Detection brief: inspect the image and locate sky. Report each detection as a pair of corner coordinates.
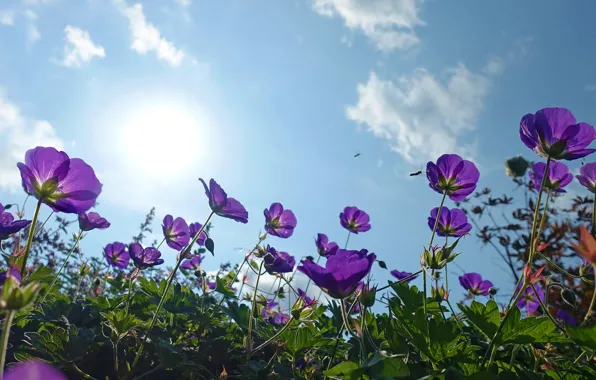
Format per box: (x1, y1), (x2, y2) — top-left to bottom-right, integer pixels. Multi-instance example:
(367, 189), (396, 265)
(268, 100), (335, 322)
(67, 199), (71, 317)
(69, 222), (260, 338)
(1, 0), (595, 306)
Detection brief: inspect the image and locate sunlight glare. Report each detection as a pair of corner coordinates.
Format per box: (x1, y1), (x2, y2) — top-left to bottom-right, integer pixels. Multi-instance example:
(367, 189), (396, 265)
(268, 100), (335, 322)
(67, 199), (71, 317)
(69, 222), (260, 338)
(119, 104), (204, 179)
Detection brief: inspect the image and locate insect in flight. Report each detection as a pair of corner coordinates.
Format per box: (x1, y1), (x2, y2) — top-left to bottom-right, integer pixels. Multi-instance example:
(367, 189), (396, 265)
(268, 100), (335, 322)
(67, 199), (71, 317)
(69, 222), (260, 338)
(354, 153), (361, 158)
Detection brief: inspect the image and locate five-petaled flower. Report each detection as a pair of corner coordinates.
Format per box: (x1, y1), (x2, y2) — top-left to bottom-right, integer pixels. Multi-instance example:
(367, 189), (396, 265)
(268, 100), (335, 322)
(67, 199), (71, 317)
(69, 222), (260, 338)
(297, 248), (376, 299)
(515, 283), (545, 314)
(572, 225), (596, 265)
(264, 202), (297, 238)
(181, 255), (203, 271)
(189, 222), (207, 246)
(339, 206), (371, 234)
(315, 233), (339, 257)
(0, 267), (22, 286)
(390, 269), (418, 283)
(129, 243), (164, 270)
(162, 215), (190, 251)
(199, 178), (248, 223)
(78, 212), (110, 232)
(263, 246), (296, 274)
(0, 204), (31, 241)
(104, 242), (130, 269)
(459, 272), (493, 296)
(17, 146), (102, 214)
(576, 162), (596, 193)
(520, 107), (596, 160)
(4, 360), (66, 380)
(528, 162), (573, 193)
(427, 206), (472, 237)
(426, 154), (480, 201)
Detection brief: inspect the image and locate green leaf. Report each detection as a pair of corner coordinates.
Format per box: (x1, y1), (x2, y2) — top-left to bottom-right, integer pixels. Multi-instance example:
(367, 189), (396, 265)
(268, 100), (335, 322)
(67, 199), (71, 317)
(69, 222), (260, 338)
(500, 313), (566, 344)
(325, 361), (361, 379)
(23, 266), (54, 285)
(101, 309), (142, 341)
(459, 300), (499, 339)
(205, 238), (215, 256)
(215, 277), (237, 298)
(567, 324), (596, 350)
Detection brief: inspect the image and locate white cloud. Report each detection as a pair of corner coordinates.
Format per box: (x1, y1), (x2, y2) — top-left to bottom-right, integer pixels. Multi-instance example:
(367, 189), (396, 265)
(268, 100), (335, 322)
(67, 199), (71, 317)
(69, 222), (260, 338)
(117, 2), (185, 67)
(346, 63), (494, 163)
(312, 0), (423, 51)
(23, 9), (37, 20)
(60, 25), (106, 68)
(27, 24), (40, 43)
(0, 11), (14, 26)
(483, 56), (504, 75)
(0, 89), (64, 190)
(175, 0), (191, 7)
(22, 0), (58, 4)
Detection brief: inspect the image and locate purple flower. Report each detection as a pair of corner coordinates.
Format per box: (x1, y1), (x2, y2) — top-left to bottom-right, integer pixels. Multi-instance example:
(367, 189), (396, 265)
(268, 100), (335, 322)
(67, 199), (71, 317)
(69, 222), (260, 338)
(263, 309), (290, 326)
(189, 222), (207, 246)
(17, 146), (102, 214)
(78, 211), (110, 232)
(0, 267), (22, 285)
(104, 242), (130, 269)
(297, 248), (376, 299)
(556, 309), (577, 326)
(529, 162), (573, 193)
(5, 360), (66, 380)
(199, 178), (248, 223)
(520, 107), (596, 160)
(263, 246), (296, 274)
(427, 206), (472, 237)
(426, 154), (480, 201)
(339, 206), (371, 234)
(315, 233), (339, 257)
(162, 215), (190, 251)
(297, 288), (316, 306)
(576, 162), (596, 193)
(515, 283), (545, 313)
(390, 269), (418, 283)
(129, 243), (164, 270)
(459, 273), (493, 296)
(264, 202), (297, 238)
(181, 255), (203, 270)
(0, 211), (31, 241)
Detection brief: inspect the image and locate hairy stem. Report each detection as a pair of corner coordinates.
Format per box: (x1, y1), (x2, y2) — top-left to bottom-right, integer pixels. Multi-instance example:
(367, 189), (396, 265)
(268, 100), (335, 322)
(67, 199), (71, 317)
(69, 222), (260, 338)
(0, 311), (15, 378)
(20, 199), (42, 276)
(247, 261), (264, 358)
(581, 265), (596, 326)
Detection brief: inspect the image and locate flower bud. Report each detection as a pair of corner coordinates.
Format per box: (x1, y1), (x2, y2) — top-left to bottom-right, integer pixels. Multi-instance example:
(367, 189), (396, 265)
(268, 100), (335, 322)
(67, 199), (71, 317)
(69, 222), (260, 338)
(0, 278), (41, 311)
(488, 287), (497, 296)
(291, 309), (302, 320)
(505, 156), (530, 178)
(560, 288), (577, 309)
(360, 283), (377, 308)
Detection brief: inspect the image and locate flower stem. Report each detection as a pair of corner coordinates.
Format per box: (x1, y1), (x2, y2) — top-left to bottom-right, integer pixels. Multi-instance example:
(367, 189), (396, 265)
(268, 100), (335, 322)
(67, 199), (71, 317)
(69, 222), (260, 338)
(155, 238), (166, 250)
(528, 157), (551, 264)
(128, 212), (212, 379)
(344, 231), (351, 249)
(581, 264), (596, 326)
(253, 317), (294, 353)
(444, 264), (463, 331)
(19, 199), (42, 276)
(592, 195), (596, 237)
(41, 230), (83, 304)
(423, 192), (447, 336)
(125, 269), (138, 313)
(0, 311), (15, 377)
(529, 283), (565, 333)
(247, 260), (264, 358)
(339, 298), (358, 338)
(481, 284), (526, 369)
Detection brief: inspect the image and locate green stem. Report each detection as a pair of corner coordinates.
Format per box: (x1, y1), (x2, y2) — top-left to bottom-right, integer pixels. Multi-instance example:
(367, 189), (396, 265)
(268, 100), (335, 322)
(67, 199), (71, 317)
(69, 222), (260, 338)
(340, 299), (358, 338)
(0, 311), (15, 377)
(529, 283), (565, 333)
(537, 252), (591, 282)
(423, 192), (447, 336)
(376, 270), (423, 292)
(528, 157), (551, 264)
(19, 199), (42, 276)
(125, 269), (138, 313)
(128, 212), (212, 378)
(344, 231), (351, 249)
(155, 238), (166, 250)
(70, 363), (99, 380)
(247, 261), (264, 358)
(253, 317), (294, 352)
(41, 230), (83, 304)
(581, 265), (596, 326)
(481, 284), (526, 369)
(445, 264), (463, 331)
(32, 211), (54, 240)
(113, 342), (119, 376)
(487, 344), (497, 371)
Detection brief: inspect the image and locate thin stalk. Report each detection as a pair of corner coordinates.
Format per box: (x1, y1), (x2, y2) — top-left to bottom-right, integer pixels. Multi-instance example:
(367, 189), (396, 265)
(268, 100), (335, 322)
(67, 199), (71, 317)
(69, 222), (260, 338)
(581, 265), (596, 326)
(253, 317), (294, 352)
(131, 365), (165, 380)
(344, 231), (351, 249)
(592, 195), (596, 237)
(128, 213), (212, 378)
(19, 199), (42, 276)
(529, 283), (565, 334)
(376, 270), (423, 292)
(41, 230), (83, 303)
(445, 263), (462, 331)
(125, 269), (138, 313)
(32, 211), (54, 239)
(0, 311), (15, 378)
(537, 252), (592, 283)
(70, 364), (99, 380)
(528, 157), (551, 264)
(113, 342), (119, 376)
(247, 261), (264, 358)
(339, 299), (358, 338)
(423, 192), (447, 336)
(155, 238), (166, 250)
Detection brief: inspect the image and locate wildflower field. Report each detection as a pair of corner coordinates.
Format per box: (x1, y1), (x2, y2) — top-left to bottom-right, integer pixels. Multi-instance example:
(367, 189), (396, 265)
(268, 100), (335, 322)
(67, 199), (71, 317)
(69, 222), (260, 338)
(2, 107), (596, 379)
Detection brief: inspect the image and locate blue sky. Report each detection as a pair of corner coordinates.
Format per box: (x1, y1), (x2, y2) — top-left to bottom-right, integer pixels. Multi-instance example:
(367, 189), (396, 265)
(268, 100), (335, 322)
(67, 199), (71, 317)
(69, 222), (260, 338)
(1, 0), (595, 305)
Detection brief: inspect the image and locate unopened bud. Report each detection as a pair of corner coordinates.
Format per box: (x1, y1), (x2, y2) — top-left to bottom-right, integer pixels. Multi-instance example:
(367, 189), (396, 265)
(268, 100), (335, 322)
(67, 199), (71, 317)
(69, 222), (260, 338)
(488, 287), (497, 296)
(291, 309), (301, 320)
(560, 288), (577, 309)
(0, 278), (41, 311)
(360, 284), (377, 308)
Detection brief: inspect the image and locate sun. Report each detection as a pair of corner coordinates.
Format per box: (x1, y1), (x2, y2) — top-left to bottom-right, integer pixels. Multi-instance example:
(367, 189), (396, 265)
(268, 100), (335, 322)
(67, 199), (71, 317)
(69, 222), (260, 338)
(118, 104), (205, 179)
